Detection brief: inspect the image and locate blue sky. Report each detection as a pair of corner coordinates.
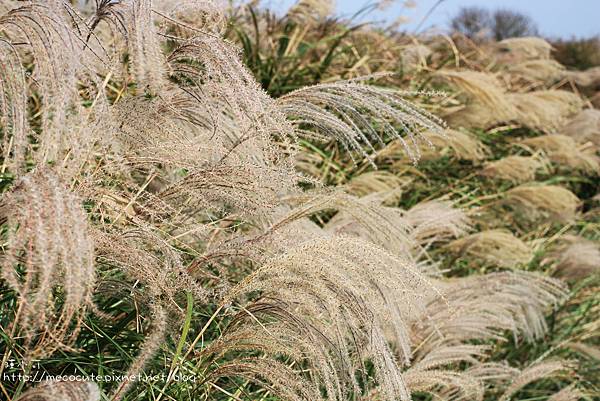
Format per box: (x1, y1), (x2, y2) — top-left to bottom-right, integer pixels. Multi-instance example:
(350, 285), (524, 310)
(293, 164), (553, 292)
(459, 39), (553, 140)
(270, 0), (600, 38)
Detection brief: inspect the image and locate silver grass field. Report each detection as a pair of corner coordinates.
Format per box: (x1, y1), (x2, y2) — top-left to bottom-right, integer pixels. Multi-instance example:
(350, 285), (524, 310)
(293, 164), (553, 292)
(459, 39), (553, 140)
(0, 1), (599, 401)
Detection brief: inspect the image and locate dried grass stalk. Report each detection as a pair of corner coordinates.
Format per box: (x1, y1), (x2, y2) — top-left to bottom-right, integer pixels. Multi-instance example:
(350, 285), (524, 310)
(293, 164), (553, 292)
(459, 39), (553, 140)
(565, 342), (600, 361)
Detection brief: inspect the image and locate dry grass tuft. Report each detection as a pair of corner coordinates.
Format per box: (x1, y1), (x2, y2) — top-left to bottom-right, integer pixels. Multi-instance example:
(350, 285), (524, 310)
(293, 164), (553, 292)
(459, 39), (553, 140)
(0, 2), (107, 178)
(547, 385), (584, 401)
(566, 66), (600, 88)
(222, 236), (440, 401)
(280, 191), (414, 257)
(401, 43), (432, 73)
(288, 0), (335, 22)
(432, 70), (573, 130)
(423, 271), (567, 346)
(446, 101), (506, 129)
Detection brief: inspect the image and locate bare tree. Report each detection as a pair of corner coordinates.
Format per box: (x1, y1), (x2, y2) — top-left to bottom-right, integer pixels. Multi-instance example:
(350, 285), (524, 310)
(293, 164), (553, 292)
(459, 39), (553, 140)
(492, 9), (538, 40)
(450, 6), (492, 39)
(451, 6), (538, 41)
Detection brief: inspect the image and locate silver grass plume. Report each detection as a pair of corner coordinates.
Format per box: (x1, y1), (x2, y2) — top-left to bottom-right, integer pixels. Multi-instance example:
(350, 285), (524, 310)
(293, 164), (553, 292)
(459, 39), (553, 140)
(0, 1), (108, 177)
(499, 360), (571, 401)
(420, 129), (489, 162)
(404, 200), (471, 245)
(495, 37), (554, 62)
(15, 380), (100, 401)
(1, 169), (96, 358)
(547, 385), (584, 401)
(288, 0), (335, 23)
(503, 59), (566, 86)
(278, 191), (415, 256)
(221, 236), (444, 401)
(403, 368), (484, 401)
(416, 271), (567, 352)
(561, 109), (600, 147)
(277, 77), (446, 164)
(546, 235), (600, 280)
(446, 230), (533, 268)
(481, 155), (549, 183)
(113, 0), (169, 92)
(504, 184), (580, 223)
(509, 90), (583, 133)
(520, 134), (599, 174)
(344, 171), (410, 205)
(436, 70), (515, 122)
